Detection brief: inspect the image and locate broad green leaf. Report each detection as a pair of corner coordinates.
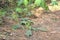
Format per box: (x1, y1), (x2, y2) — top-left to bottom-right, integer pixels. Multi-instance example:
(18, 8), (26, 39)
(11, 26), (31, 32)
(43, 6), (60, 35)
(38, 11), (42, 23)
(34, 0), (49, 11)
(40, 0), (49, 11)
(12, 25), (19, 30)
(15, 7), (22, 13)
(34, 0), (41, 6)
(25, 30), (32, 37)
(21, 18), (29, 21)
(25, 22), (30, 29)
(20, 21), (27, 25)
(28, 26), (32, 30)
(51, 0), (58, 5)
(0, 10), (6, 17)
(32, 27), (38, 31)
(29, 0), (34, 4)
(24, 0), (28, 6)
(17, 0), (23, 6)
(26, 12), (32, 16)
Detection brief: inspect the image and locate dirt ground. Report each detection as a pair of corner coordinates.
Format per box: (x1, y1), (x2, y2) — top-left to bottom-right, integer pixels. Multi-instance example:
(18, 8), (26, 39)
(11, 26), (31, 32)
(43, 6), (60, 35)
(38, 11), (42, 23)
(0, 2), (60, 40)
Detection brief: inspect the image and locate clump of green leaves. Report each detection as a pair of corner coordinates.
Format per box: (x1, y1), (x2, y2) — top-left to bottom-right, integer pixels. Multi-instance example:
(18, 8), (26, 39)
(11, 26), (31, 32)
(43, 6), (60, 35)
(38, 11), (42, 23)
(51, 0), (58, 6)
(0, 9), (6, 17)
(12, 24), (19, 30)
(34, 0), (49, 11)
(11, 12), (19, 21)
(12, 17), (48, 37)
(20, 18), (33, 37)
(0, 0), (58, 24)
(25, 30), (32, 37)
(20, 18), (33, 29)
(0, 9), (6, 25)
(20, 18), (48, 37)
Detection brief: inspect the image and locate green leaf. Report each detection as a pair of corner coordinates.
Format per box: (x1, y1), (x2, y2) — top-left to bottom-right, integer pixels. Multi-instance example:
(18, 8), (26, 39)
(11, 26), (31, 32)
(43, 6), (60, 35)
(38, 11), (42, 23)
(0, 10), (6, 17)
(12, 25), (19, 30)
(24, 0), (28, 6)
(27, 12), (32, 16)
(32, 27), (38, 31)
(29, 0), (34, 4)
(34, 0), (49, 11)
(15, 7), (22, 13)
(51, 0), (58, 5)
(20, 21), (27, 25)
(28, 26), (32, 30)
(34, 0), (41, 6)
(17, 0), (23, 6)
(25, 30), (32, 37)
(21, 18), (29, 21)
(40, 0), (49, 11)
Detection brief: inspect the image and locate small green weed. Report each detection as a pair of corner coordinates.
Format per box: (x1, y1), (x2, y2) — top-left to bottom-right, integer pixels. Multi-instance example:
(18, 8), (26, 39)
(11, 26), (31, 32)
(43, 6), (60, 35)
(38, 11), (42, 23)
(20, 18), (48, 37)
(51, 0), (58, 6)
